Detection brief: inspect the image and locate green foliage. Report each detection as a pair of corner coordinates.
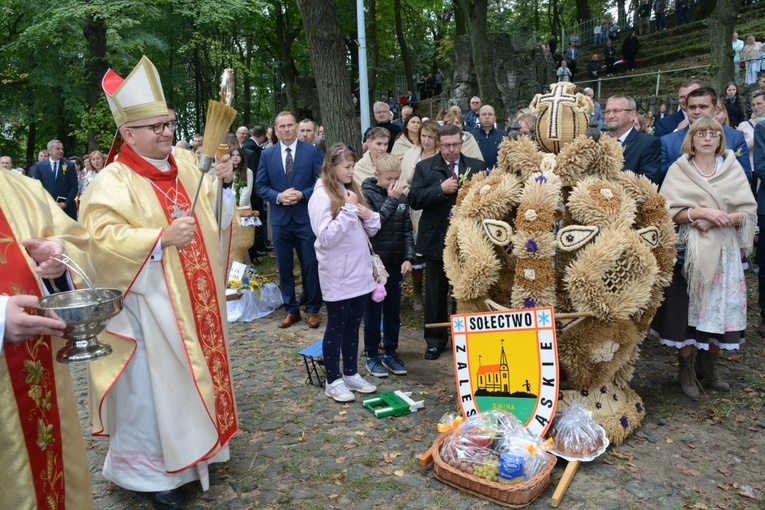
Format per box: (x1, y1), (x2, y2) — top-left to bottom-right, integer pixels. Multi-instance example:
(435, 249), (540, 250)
(71, 101), (115, 150)
(489, 0), (615, 39)
(0, 0), (657, 161)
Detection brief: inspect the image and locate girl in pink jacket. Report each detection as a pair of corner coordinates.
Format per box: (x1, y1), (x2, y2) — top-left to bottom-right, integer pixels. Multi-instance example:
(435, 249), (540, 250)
(308, 143), (381, 402)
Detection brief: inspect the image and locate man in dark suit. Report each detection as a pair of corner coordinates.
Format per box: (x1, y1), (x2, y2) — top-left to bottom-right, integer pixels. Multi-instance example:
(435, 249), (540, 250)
(657, 102), (668, 120)
(31, 139), (78, 220)
(605, 95), (661, 184)
(255, 111), (323, 328)
(409, 124), (487, 360)
(653, 79), (702, 137)
(660, 87), (750, 185)
(753, 122), (765, 337)
(236, 126), (261, 172)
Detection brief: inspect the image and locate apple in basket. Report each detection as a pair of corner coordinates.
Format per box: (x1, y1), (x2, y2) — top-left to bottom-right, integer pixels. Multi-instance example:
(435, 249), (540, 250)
(461, 425), (494, 449)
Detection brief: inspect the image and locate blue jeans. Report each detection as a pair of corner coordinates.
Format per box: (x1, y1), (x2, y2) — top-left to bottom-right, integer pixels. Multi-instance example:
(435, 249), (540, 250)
(364, 269), (403, 357)
(323, 294), (368, 383)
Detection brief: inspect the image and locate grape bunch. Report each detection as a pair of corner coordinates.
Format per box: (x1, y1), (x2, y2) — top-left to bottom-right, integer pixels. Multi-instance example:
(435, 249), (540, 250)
(446, 458), (475, 475)
(472, 459), (499, 482)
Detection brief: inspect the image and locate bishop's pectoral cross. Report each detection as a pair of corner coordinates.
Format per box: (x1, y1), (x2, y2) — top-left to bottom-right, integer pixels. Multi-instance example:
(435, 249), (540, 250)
(0, 235), (13, 264)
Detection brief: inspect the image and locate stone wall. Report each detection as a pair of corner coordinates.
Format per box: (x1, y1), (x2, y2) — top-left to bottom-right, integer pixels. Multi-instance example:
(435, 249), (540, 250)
(449, 32), (556, 123)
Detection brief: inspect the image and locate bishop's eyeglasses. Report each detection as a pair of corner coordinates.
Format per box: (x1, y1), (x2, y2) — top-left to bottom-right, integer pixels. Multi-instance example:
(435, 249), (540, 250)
(127, 120), (178, 134)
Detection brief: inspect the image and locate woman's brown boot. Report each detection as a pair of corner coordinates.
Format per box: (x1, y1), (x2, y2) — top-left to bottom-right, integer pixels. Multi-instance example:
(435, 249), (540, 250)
(678, 352), (700, 400)
(695, 349), (731, 392)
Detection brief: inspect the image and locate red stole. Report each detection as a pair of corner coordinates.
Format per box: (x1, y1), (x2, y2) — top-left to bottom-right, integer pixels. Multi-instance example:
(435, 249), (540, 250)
(0, 209), (66, 508)
(115, 144), (236, 446)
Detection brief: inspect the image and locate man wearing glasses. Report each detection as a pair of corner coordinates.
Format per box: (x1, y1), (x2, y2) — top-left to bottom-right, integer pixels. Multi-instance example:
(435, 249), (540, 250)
(604, 95), (661, 184)
(464, 96), (482, 131)
(409, 124), (487, 360)
(364, 102), (401, 153)
(79, 56), (238, 509)
(660, 87), (750, 185)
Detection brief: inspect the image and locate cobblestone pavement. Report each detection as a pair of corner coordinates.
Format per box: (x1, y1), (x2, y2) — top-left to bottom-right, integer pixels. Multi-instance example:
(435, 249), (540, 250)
(71, 305), (765, 510)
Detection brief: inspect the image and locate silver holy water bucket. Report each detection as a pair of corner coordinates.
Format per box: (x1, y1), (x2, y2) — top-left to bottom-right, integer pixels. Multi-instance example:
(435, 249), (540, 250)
(36, 256), (122, 363)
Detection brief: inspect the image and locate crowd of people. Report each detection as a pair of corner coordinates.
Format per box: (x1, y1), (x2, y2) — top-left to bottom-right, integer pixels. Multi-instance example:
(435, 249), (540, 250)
(546, 11), (764, 86)
(3, 33), (765, 508)
(246, 72), (765, 408)
(547, 28), (643, 82)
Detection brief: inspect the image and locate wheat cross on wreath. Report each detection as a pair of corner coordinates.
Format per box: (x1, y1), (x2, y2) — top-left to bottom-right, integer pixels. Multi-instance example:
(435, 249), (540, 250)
(537, 84), (577, 140)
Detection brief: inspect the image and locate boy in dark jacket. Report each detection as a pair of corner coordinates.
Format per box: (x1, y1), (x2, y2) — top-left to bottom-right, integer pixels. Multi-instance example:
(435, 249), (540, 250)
(361, 153), (416, 376)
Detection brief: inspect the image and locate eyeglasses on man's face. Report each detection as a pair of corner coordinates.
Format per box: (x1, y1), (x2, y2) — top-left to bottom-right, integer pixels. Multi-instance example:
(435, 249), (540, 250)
(603, 108), (634, 116)
(128, 120), (178, 134)
(694, 130), (721, 138)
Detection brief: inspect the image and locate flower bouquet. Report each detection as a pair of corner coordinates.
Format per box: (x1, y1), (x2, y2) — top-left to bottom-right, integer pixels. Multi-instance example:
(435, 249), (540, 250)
(228, 267), (270, 300)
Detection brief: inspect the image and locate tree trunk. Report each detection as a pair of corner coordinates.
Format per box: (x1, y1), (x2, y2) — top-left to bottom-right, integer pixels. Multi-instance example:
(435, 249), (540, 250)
(455, 0), (502, 113)
(394, 0), (415, 93)
(454, 0), (468, 36)
(242, 35), (253, 127)
(697, 0), (716, 20)
(194, 46), (202, 132)
(617, 0), (626, 28)
(574, 0), (591, 23)
(83, 14), (108, 152)
(275, 2), (297, 113)
(708, 0), (740, 92)
(295, 0), (360, 149)
(367, 0), (379, 106)
(346, 35), (360, 100)
(26, 86), (36, 167)
(547, 0), (562, 38)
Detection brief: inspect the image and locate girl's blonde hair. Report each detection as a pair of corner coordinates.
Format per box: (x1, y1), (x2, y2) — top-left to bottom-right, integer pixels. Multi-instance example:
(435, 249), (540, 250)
(88, 150), (106, 171)
(321, 143), (367, 218)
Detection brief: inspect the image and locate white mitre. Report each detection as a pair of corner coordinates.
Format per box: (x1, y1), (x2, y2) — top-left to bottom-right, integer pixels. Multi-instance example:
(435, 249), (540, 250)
(102, 55), (168, 128)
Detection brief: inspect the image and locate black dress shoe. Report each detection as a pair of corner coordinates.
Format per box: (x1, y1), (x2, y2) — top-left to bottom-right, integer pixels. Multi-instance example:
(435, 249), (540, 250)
(424, 346), (442, 360)
(151, 488), (185, 510)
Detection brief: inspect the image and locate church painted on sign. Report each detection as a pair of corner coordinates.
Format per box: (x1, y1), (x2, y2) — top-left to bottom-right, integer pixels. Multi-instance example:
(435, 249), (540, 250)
(476, 341), (510, 393)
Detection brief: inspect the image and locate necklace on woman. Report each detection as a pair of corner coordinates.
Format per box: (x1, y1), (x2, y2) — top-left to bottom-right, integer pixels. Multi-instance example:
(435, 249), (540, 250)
(148, 177), (186, 218)
(692, 158), (718, 178)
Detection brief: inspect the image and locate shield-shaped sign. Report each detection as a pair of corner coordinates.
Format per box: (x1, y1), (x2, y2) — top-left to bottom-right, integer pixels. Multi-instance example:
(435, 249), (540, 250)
(450, 307), (559, 437)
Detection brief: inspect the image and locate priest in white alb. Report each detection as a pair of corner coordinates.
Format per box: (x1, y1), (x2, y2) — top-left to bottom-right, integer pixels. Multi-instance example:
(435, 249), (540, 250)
(79, 56), (238, 510)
